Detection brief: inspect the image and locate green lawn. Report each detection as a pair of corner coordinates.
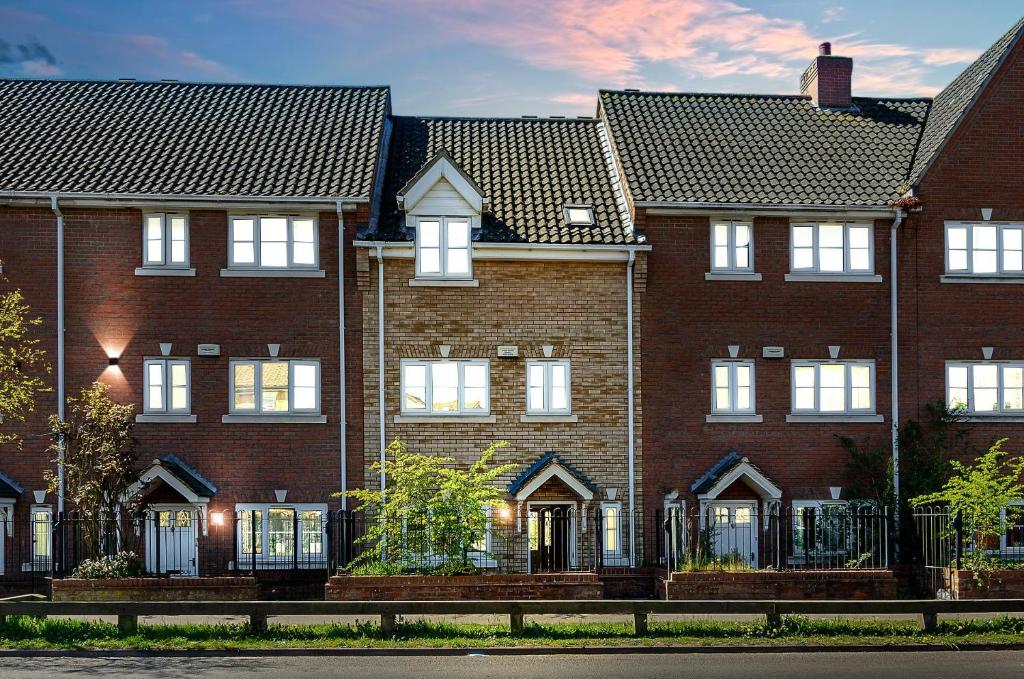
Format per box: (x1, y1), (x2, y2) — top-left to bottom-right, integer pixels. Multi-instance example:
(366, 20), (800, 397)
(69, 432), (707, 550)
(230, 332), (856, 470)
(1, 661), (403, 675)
(0, 615), (1022, 650)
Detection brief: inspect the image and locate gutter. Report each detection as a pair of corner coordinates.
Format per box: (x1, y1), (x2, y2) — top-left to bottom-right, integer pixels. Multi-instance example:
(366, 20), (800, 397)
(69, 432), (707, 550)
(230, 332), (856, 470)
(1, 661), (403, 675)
(336, 201), (348, 509)
(1, 191), (368, 209)
(49, 195), (65, 514)
(636, 200), (894, 215)
(375, 244), (386, 496)
(890, 209), (904, 541)
(626, 250), (636, 567)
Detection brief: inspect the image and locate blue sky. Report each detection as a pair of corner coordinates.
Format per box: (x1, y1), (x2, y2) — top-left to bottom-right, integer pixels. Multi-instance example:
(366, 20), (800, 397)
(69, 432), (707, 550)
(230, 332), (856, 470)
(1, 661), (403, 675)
(0, 1), (1021, 116)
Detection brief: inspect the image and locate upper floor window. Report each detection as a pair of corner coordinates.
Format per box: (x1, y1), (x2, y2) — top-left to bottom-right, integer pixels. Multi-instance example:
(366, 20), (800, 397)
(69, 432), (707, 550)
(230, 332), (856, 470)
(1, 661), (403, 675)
(144, 359), (191, 414)
(791, 223), (873, 274)
(947, 362), (1024, 414)
(229, 216), (318, 270)
(711, 221), (753, 272)
(526, 360), (571, 414)
(401, 359), (489, 415)
(230, 359), (320, 414)
(945, 223), (1024, 276)
(143, 213), (189, 268)
(792, 360), (875, 414)
(711, 360), (755, 414)
(415, 217), (471, 279)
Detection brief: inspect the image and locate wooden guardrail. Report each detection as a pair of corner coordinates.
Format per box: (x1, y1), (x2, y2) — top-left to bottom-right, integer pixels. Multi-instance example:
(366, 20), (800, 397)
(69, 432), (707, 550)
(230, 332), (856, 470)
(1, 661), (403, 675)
(2, 599), (1022, 635)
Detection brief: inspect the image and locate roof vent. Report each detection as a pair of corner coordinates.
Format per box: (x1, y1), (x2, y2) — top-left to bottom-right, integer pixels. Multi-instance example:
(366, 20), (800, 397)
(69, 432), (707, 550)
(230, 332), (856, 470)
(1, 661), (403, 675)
(624, 88), (640, 92)
(800, 43), (853, 109)
(118, 78), (137, 82)
(521, 115), (538, 119)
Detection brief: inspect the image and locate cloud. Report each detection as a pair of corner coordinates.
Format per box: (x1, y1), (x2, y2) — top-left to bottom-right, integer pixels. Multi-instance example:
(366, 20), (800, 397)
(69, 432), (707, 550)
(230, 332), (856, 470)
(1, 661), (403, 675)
(0, 38), (62, 75)
(822, 6), (845, 24)
(922, 47), (982, 66)
(550, 92), (599, 109)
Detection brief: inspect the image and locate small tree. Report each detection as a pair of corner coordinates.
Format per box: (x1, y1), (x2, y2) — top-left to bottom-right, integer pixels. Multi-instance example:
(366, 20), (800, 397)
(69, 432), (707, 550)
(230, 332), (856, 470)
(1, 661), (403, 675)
(46, 382), (138, 555)
(344, 438), (517, 573)
(912, 439), (1024, 568)
(0, 274), (51, 446)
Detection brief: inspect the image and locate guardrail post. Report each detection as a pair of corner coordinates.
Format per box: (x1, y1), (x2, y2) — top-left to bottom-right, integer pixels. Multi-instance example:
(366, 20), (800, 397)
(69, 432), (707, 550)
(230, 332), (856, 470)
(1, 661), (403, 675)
(380, 613), (396, 637)
(249, 612), (268, 633)
(509, 611), (524, 635)
(921, 612), (938, 633)
(117, 614), (138, 635)
(633, 612), (648, 636)
(765, 603), (781, 630)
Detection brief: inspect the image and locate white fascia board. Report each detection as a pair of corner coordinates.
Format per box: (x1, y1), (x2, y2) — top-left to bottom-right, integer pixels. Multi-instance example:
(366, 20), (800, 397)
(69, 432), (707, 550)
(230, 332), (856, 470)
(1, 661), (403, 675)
(1, 191), (365, 211)
(400, 158), (485, 213)
(699, 462), (783, 501)
(352, 240), (651, 262)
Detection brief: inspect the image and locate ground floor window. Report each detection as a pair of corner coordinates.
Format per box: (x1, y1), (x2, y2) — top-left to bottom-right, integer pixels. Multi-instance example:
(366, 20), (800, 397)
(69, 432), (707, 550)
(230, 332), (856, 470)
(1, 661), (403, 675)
(27, 506), (52, 571)
(792, 500), (848, 559)
(235, 503), (327, 568)
(1001, 503), (1024, 553)
(601, 501), (625, 565)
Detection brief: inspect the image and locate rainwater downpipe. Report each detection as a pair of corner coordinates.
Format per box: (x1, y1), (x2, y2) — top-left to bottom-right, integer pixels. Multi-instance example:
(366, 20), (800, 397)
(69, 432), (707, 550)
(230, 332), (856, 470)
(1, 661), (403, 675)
(627, 250), (636, 566)
(376, 244), (386, 496)
(49, 195), (65, 514)
(890, 209), (903, 545)
(335, 201), (348, 509)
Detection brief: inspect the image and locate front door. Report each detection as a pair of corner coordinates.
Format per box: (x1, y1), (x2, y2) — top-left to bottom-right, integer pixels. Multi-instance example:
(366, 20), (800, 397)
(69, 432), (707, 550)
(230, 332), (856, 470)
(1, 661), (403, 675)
(529, 505), (574, 572)
(146, 507), (198, 576)
(709, 502), (758, 567)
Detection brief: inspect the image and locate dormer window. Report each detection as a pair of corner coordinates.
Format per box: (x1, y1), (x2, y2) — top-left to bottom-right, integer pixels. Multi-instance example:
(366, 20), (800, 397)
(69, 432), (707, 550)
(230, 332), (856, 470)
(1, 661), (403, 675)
(415, 217), (471, 279)
(565, 205), (595, 226)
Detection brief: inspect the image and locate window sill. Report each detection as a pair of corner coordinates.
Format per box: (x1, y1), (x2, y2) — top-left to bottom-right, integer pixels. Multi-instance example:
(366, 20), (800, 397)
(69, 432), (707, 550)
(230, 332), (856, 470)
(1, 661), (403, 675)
(408, 278), (480, 287)
(135, 267), (196, 277)
(705, 414), (763, 423)
(784, 273), (882, 283)
(704, 272), (762, 281)
(940, 275), (1024, 284)
(136, 414), (197, 423)
(520, 414), (578, 423)
(960, 416), (1024, 423)
(393, 415), (497, 424)
(786, 414), (884, 423)
(221, 414), (327, 424)
(220, 269), (326, 278)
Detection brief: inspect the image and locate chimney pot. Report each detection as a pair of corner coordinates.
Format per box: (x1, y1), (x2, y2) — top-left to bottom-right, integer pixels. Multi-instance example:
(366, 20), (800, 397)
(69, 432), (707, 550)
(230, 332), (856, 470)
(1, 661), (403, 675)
(819, 42), (832, 56)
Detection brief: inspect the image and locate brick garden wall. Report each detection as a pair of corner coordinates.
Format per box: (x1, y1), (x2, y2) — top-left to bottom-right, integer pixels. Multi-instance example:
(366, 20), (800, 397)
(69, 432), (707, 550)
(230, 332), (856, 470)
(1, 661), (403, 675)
(52, 576), (259, 601)
(664, 570), (898, 600)
(326, 572), (603, 601)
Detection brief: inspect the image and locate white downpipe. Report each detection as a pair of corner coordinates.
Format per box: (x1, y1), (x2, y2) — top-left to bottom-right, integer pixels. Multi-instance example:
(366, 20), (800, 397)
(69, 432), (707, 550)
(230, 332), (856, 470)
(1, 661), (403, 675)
(336, 202), (348, 509)
(626, 250), (636, 566)
(49, 194), (65, 514)
(890, 210), (903, 539)
(376, 244), (386, 495)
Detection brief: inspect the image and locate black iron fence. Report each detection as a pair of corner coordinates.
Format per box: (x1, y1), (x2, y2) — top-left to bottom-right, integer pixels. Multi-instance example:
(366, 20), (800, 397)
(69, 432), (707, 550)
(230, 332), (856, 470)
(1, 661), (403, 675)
(912, 506), (1024, 571)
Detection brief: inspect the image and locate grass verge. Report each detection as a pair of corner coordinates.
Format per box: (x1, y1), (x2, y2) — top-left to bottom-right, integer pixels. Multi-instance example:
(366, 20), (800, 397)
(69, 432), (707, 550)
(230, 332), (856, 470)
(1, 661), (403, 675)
(0, 615), (1022, 650)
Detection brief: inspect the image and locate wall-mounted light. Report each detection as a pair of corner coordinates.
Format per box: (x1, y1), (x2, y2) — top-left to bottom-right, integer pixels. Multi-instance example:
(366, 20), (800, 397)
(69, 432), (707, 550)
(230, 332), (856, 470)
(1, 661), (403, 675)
(210, 511), (225, 527)
(108, 356), (120, 366)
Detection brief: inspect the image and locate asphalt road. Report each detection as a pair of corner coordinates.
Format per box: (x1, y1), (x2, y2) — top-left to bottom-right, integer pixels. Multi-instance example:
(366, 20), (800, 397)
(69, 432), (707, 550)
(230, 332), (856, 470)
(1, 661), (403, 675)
(0, 651), (1022, 679)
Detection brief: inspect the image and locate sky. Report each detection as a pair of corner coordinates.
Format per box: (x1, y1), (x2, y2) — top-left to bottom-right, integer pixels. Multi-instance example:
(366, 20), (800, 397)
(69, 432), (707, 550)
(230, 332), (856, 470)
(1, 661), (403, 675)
(0, 1), (1021, 117)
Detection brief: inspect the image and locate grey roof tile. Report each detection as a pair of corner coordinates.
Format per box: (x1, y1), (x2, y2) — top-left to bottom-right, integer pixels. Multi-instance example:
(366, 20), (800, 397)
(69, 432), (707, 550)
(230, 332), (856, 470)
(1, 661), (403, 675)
(372, 116), (635, 244)
(0, 79), (390, 198)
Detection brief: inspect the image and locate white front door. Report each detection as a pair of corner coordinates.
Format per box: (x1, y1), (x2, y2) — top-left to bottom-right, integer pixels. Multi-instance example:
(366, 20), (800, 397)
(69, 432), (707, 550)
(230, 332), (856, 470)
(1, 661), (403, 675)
(709, 502), (758, 567)
(146, 507), (198, 576)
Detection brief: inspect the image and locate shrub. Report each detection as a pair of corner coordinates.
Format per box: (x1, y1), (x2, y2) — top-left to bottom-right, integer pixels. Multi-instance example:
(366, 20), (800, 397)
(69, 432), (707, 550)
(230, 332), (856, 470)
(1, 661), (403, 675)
(72, 551), (145, 579)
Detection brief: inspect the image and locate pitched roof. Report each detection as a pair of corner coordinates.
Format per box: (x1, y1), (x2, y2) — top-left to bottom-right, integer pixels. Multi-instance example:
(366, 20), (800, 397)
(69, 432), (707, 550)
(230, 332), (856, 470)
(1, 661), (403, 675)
(0, 468), (24, 499)
(506, 452), (599, 497)
(600, 90), (929, 208)
(372, 115), (635, 244)
(0, 79), (390, 199)
(158, 454), (217, 498)
(689, 451), (777, 497)
(909, 17), (1024, 185)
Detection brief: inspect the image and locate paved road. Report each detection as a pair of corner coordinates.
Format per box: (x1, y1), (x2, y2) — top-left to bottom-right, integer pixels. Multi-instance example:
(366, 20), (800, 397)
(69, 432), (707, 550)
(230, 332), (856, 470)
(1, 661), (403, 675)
(0, 651), (1022, 679)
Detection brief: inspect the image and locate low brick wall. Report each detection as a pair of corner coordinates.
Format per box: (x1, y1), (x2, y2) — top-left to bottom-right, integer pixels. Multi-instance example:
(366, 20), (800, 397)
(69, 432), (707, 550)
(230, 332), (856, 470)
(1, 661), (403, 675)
(664, 570), (897, 600)
(944, 568), (1024, 599)
(52, 577), (259, 601)
(600, 568), (664, 599)
(326, 573), (603, 601)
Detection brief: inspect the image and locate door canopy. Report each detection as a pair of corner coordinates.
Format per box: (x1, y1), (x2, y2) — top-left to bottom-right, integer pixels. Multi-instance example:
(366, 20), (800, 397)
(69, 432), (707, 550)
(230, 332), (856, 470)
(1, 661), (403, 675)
(507, 452), (597, 502)
(689, 452), (782, 502)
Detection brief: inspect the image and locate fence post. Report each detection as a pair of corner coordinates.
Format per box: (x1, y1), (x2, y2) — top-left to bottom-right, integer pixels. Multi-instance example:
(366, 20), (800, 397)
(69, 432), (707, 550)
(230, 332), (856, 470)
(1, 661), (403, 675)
(509, 608), (524, 635)
(249, 612), (268, 634)
(633, 612), (649, 636)
(251, 509), (258, 577)
(380, 613), (396, 636)
(117, 614), (138, 635)
(953, 511), (963, 571)
(153, 511), (161, 576)
(293, 510), (299, 571)
(594, 508), (603, 571)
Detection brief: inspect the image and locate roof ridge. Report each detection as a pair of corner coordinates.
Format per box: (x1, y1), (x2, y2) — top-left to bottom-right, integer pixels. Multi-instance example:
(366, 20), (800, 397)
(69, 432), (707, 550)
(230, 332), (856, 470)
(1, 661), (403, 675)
(601, 88), (932, 103)
(0, 77), (391, 92)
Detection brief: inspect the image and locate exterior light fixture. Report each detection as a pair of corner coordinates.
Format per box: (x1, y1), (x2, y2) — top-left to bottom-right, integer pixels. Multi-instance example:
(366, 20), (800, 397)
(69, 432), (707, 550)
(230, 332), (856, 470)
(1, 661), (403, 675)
(108, 356), (120, 366)
(210, 511), (225, 527)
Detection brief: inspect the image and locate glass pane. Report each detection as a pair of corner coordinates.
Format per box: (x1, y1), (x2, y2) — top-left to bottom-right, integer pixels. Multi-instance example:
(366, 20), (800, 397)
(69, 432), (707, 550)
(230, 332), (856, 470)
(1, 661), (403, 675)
(294, 363), (317, 410)
(849, 248), (870, 271)
(734, 507), (751, 525)
(261, 241), (288, 267)
(268, 508), (295, 557)
(529, 385), (545, 411)
(233, 218), (254, 241)
(293, 219), (315, 242)
(419, 221), (440, 247)
(974, 225), (997, 250)
(241, 510), (262, 554)
(33, 512), (50, 558)
(169, 217), (187, 263)
(850, 365), (871, 410)
(463, 387), (487, 411)
(147, 239), (164, 264)
(715, 386), (731, 411)
(820, 364), (846, 412)
(848, 226), (870, 249)
(301, 510), (323, 555)
(446, 248), (470, 275)
(261, 217), (288, 242)
(1003, 367), (1024, 411)
(431, 362), (458, 412)
(567, 207), (593, 224)
(949, 250), (968, 271)
(404, 365), (427, 410)
(713, 223), (729, 248)
(463, 364), (487, 410)
(528, 364), (545, 411)
(819, 247), (844, 272)
(973, 364), (999, 412)
(974, 250), (998, 274)
(714, 245), (729, 269)
(550, 364), (568, 410)
(446, 220), (470, 248)
(604, 507), (619, 551)
(233, 242), (255, 264)
(261, 362), (289, 412)
(170, 363), (188, 410)
(736, 365), (751, 410)
(464, 363), (486, 388)
(735, 224), (751, 248)
(793, 226), (814, 248)
(419, 247), (440, 274)
(233, 363), (256, 411)
(293, 243), (315, 266)
(819, 224), (844, 248)
(292, 219), (316, 265)
(147, 362), (164, 410)
(947, 366), (969, 410)
(793, 248), (813, 270)
(947, 227), (967, 250)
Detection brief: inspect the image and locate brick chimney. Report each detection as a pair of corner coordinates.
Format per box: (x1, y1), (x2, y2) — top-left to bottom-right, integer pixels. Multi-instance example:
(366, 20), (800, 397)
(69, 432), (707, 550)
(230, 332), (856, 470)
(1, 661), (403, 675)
(800, 42), (853, 109)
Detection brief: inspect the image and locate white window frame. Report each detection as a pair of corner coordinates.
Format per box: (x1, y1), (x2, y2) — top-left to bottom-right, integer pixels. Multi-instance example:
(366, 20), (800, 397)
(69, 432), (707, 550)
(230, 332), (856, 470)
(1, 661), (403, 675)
(790, 222), (874, 274)
(525, 360), (572, 415)
(228, 215), (319, 270)
(400, 359), (490, 415)
(710, 221), (754, 272)
(791, 500), (849, 560)
(229, 359), (321, 415)
(143, 359), (192, 414)
(414, 216), (473, 280)
(27, 505), (52, 571)
(234, 503), (328, 568)
(710, 360), (756, 414)
(945, 361), (1024, 415)
(142, 213), (190, 268)
(467, 508), (497, 567)
(1000, 502), (1024, 554)
(790, 360), (876, 414)
(600, 501), (625, 564)
(945, 222), (1024, 276)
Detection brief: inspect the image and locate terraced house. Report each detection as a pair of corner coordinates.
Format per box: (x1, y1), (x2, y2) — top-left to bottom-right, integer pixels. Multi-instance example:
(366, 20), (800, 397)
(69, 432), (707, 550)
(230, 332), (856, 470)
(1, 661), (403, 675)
(0, 14), (1022, 594)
